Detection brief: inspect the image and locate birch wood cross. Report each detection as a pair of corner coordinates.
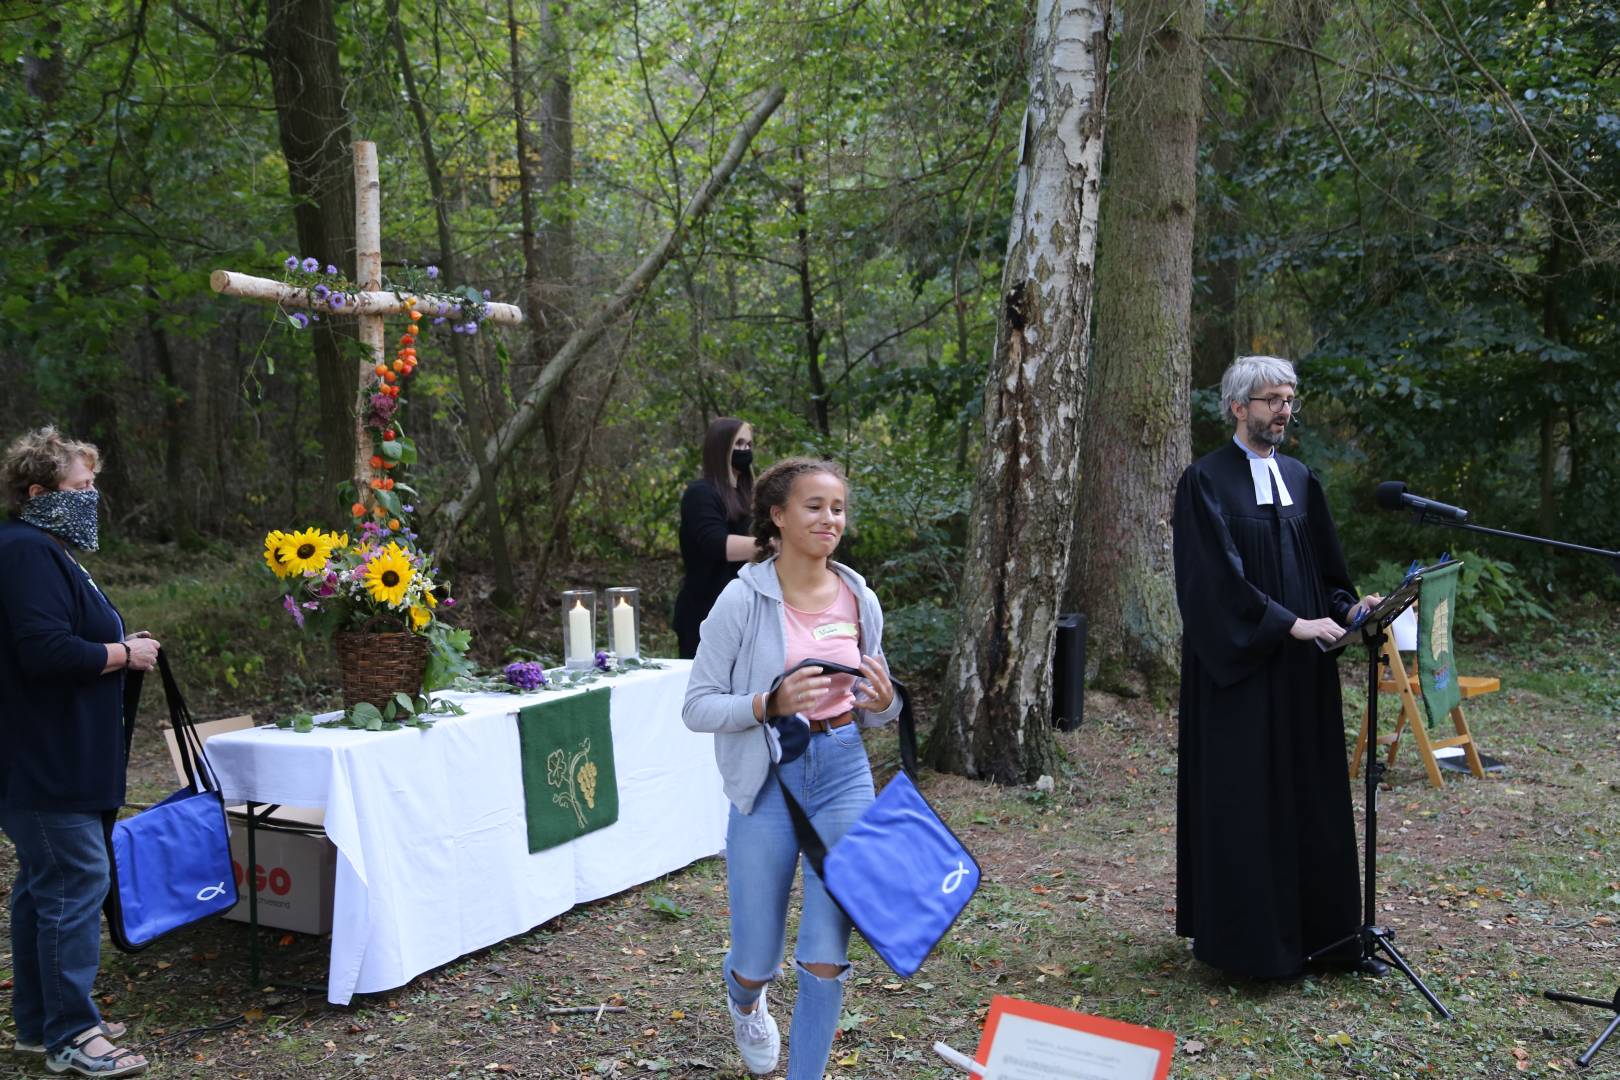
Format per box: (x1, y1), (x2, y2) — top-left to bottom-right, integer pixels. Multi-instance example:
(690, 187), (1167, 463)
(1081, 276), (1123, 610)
(210, 140), (523, 503)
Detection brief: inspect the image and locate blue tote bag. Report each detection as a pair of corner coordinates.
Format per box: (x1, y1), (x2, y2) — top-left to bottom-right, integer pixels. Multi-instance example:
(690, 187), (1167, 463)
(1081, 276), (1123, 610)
(104, 651), (238, 952)
(769, 662), (980, 978)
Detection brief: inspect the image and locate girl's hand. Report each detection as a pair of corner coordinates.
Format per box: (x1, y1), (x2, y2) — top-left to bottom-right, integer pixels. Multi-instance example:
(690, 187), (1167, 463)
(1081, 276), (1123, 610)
(853, 654), (895, 713)
(767, 666), (830, 717)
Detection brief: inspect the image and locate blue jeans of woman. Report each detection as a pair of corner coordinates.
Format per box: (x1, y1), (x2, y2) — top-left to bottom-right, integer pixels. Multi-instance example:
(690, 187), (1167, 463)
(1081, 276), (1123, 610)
(723, 722), (874, 1080)
(1, 808), (109, 1052)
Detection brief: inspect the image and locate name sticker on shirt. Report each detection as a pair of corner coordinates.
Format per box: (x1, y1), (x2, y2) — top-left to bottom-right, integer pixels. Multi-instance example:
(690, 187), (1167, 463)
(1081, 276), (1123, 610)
(812, 622), (858, 641)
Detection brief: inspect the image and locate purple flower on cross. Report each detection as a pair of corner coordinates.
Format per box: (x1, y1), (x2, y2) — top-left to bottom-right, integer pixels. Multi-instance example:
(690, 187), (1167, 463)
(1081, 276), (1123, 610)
(504, 661), (548, 691)
(426, 265), (440, 280)
(288, 312), (310, 330)
(482, 289), (491, 300)
(464, 321), (479, 335)
(313, 283), (330, 301)
(326, 264), (338, 276)
(301, 257), (320, 273)
(284, 256), (299, 271)
(368, 393), (399, 426)
(329, 293), (346, 310)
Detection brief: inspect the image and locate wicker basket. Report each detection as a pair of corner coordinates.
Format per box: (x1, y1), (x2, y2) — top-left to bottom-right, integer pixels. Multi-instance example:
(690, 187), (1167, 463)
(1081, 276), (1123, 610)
(334, 630), (431, 711)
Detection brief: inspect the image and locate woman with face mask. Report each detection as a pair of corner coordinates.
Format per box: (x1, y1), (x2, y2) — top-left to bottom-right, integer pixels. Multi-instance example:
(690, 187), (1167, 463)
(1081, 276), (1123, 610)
(0, 427), (158, 1078)
(672, 417), (757, 659)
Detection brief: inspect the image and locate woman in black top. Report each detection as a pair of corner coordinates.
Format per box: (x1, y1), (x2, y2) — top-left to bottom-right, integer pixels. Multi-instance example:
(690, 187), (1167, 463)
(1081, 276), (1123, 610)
(672, 417), (755, 658)
(0, 427), (160, 1077)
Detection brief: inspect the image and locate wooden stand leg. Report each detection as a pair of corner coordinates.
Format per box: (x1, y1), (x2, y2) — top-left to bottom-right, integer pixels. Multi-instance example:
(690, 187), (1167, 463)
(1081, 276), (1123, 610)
(1453, 705), (1486, 778)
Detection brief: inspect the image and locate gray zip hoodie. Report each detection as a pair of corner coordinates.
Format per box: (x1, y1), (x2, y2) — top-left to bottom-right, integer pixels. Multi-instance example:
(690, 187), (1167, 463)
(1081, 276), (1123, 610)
(682, 556), (903, 814)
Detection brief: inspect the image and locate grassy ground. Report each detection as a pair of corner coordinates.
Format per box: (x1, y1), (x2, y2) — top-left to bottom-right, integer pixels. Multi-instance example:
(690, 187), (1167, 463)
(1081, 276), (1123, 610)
(2, 552), (1617, 1078)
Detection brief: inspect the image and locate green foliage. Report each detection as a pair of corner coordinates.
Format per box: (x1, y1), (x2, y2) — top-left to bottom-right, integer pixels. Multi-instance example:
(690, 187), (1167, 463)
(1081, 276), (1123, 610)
(1361, 549), (1555, 640)
(1202, 0), (1620, 600)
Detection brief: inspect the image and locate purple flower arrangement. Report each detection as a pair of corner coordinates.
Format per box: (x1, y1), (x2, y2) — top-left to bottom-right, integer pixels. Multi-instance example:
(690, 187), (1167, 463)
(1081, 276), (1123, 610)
(504, 661), (548, 691)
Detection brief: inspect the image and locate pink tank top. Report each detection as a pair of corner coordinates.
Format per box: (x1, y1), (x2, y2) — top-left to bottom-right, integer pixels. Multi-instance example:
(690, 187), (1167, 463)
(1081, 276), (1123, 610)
(783, 578), (861, 719)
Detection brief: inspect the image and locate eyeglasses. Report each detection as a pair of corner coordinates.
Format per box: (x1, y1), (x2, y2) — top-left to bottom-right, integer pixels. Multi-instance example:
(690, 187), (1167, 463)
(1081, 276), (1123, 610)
(1248, 395), (1301, 414)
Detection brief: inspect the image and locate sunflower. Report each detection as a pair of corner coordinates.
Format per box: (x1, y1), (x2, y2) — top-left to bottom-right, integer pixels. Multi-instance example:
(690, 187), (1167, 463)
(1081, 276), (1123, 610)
(409, 604), (431, 631)
(275, 528), (340, 577)
(364, 542), (415, 607)
(263, 530), (294, 578)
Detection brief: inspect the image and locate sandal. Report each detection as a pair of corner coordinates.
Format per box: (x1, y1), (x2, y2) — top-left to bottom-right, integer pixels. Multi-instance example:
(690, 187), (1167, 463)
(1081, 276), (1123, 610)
(45, 1027), (146, 1077)
(14, 1022), (127, 1056)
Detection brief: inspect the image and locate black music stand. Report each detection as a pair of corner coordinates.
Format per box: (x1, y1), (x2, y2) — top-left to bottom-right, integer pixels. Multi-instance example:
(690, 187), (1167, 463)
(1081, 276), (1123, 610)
(1310, 573), (1453, 1019)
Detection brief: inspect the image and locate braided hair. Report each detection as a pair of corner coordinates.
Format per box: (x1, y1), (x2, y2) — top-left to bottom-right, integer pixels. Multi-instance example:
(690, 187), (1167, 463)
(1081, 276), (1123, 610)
(750, 457), (847, 562)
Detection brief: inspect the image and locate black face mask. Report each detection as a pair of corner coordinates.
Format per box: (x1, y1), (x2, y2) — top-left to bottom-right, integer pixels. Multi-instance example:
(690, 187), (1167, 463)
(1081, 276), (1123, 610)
(21, 488), (101, 551)
(731, 448), (754, 472)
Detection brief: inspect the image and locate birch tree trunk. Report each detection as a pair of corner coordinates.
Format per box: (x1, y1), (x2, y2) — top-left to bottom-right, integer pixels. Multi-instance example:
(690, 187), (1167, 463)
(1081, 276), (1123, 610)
(930, 0), (1112, 784)
(1065, 0), (1200, 699)
(265, 0), (357, 515)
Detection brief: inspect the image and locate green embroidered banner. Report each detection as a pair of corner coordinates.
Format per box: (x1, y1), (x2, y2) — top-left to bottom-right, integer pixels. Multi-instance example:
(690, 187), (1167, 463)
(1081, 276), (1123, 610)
(1416, 560), (1464, 729)
(517, 688), (618, 853)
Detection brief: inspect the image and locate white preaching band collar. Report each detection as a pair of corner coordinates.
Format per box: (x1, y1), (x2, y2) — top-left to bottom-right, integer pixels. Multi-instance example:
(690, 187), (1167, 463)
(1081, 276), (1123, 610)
(1233, 436), (1294, 507)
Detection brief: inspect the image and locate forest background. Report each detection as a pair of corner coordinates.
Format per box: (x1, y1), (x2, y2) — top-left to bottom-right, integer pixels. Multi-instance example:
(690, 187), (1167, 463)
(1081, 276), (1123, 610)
(1, 0), (1617, 738)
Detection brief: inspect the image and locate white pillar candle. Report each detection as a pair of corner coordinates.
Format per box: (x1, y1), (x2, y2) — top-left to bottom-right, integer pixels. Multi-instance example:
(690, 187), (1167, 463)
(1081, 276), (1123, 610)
(567, 600), (592, 662)
(612, 597), (636, 658)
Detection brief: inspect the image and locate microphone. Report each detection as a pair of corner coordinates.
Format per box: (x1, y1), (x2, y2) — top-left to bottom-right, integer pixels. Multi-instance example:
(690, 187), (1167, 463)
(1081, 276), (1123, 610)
(1374, 481), (1470, 522)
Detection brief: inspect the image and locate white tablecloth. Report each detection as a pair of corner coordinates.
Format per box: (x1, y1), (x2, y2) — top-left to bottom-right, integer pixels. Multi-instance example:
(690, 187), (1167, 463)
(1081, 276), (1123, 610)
(206, 661), (727, 1004)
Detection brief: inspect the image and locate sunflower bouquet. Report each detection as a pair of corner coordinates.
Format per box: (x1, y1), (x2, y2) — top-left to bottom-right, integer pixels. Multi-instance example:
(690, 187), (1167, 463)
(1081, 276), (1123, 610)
(262, 524), (472, 690)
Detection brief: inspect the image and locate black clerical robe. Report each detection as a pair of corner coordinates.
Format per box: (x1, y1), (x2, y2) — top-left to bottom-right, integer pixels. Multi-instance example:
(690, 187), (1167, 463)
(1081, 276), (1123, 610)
(1171, 442), (1361, 978)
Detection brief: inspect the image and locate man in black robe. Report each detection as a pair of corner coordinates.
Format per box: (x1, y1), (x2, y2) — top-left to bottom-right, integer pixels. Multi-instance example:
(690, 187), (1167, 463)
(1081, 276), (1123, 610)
(1172, 355), (1379, 979)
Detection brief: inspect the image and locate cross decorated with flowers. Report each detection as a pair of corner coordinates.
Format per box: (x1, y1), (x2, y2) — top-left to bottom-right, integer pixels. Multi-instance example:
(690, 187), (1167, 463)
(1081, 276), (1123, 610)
(210, 140), (523, 519)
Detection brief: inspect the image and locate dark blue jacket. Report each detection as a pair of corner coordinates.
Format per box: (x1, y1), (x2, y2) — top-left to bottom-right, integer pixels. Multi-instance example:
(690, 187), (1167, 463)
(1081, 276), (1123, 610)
(0, 521), (127, 812)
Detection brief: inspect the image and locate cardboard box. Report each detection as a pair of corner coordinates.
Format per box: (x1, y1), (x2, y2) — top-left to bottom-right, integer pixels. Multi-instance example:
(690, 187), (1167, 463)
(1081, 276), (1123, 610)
(223, 816), (336, 936)
(161, 716), (337, 935)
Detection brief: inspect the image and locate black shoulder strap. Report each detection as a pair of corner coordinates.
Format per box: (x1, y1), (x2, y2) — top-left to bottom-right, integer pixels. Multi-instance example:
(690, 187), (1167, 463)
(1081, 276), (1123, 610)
(153, 651), (220, 794)
(771, 680), (915, 878)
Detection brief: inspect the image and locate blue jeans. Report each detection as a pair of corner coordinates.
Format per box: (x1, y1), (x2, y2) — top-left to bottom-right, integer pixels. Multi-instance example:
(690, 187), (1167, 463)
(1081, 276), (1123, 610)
(1, 808), (109, 1052)
(724, 722), (874, 1080)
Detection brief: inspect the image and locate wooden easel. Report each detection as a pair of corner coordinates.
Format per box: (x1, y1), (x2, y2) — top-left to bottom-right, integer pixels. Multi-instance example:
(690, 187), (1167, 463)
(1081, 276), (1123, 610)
(1350, 635), (1492, 788)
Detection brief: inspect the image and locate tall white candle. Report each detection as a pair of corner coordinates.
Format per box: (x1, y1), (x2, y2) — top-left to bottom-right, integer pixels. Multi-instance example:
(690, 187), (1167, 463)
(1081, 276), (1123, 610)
(612, 597), (636, 658)
(567, 600), (592, 662)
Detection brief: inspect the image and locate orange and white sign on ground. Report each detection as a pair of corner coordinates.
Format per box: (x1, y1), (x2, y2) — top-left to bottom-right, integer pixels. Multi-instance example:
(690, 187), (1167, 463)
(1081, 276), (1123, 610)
(972, 996), (1175, 1080)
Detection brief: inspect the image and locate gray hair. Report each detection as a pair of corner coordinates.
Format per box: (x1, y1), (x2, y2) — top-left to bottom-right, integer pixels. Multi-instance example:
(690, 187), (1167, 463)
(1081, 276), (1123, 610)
(4, 426), (101, 514)
(1220, 355), (1298, 419)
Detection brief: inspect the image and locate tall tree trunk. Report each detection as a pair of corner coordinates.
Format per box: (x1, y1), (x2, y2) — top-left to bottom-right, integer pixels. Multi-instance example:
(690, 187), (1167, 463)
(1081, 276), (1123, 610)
(509, 0), (579, 558)
(1066, 0), (1200, 699)
(264, 0), (357, 520)
(793, 146), (830, 437)
(1539, 234), (1566, 535)
(148, 311), (198, 547)
(1193, 0), (1332, 395)
(930, 0), (1112, 784)
(388, 0), (516, 603)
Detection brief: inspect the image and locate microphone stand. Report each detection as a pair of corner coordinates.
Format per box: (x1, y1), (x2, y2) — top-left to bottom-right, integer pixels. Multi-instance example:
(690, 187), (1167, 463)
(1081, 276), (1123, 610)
(1308, 576), (1451, 1019)
(1407, 511), (1620, 577)
(1403, 510), (1620, 1064)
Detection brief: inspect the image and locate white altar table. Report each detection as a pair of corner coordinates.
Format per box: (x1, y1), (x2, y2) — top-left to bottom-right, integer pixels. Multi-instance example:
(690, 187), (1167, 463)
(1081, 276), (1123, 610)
(206, 661), (727, 1004)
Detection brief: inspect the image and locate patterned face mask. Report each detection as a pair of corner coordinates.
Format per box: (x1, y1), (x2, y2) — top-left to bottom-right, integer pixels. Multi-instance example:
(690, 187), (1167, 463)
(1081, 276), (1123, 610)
(21, 488), (101, 551)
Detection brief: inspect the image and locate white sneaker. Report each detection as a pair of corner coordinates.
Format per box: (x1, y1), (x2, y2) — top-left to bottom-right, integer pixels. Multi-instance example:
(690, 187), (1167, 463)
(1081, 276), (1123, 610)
(728, 989), (781, 1075)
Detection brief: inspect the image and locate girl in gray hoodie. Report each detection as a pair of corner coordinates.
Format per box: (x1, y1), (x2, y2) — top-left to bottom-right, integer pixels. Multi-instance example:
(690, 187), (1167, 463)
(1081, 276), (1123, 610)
(683, 458), (902, 1079)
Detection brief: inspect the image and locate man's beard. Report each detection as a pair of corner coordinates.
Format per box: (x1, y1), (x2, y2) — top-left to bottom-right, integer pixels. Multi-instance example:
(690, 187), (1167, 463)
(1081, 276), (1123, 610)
(1247, 412), (1285, 448)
